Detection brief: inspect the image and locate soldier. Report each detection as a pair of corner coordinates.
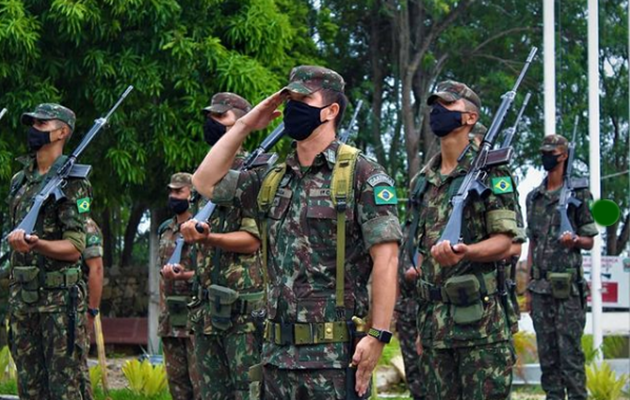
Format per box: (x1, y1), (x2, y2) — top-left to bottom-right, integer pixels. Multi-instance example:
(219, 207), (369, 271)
(526, 134), (597, 400)
(158, 172), (201, 400)
(184, 65), (402, 399)
(7, 103), (92, 399)
(407, 81), (520, 399)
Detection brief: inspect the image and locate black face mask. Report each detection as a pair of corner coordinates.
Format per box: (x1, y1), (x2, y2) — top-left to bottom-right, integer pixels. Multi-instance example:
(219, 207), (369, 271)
(168, 197), (189, 215)
(283, 100), (328, 141)
(429, 103), (464, 137)
(203, 118), (227, 146)
(542, 153), (562, 171)
(27, 127), (52, 152)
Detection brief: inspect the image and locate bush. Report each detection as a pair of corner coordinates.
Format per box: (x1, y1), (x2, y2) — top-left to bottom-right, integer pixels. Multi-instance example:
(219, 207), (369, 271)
(121, 359), (168, 398)
(586, 362), (629, 400)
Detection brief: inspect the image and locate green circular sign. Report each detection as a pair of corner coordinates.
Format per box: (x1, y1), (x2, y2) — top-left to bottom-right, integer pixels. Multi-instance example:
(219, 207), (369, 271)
(591, 199), (621, 226)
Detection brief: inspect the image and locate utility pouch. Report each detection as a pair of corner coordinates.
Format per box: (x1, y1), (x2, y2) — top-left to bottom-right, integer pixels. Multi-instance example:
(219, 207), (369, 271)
(248, 363), (263, 399)
(444, 274), (483, 325)
(166, 296), (190, 327)
(13, 266), (40, 304)
(548, 272), (573, 299)
(208, 284), (239, 331)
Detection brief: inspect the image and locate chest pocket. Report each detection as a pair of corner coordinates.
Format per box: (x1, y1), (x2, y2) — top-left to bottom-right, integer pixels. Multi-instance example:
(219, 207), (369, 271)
(268, 187), (293, 220)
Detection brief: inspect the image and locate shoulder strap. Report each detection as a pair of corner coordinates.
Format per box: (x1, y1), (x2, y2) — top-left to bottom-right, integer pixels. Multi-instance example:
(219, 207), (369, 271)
(257, 163), (288, 303)
(8, 171), (26, 198)
(157, 219), (172, 236)
(330, 144), (360, 318)
(406, 176), (428, 267)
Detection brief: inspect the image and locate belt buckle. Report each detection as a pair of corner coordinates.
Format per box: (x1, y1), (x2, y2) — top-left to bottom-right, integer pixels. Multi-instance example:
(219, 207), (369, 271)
(324, 322), (334, 341)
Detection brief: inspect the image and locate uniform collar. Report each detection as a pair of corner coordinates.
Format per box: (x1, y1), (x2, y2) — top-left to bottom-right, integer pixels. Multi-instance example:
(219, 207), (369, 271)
(286, 139), (340, 174)
(424, 140), (477, 186)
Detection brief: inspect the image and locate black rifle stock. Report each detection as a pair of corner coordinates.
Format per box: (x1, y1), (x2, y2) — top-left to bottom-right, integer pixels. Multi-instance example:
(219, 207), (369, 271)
(437, 47), (537, 246)
(166, 123), (286, 266)
(7, 86), (133, 240)
(339, 100), (363, 144)
(556, 115), (581, 239)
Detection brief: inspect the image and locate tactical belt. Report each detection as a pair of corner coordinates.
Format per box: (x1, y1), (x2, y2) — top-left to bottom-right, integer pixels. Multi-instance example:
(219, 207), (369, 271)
(13, 266), (81, 289)
(532, 268), (576, 281)
(418, 271), (498, 303)
(200, 289), (264, 316)
(264, 320), (350, 346)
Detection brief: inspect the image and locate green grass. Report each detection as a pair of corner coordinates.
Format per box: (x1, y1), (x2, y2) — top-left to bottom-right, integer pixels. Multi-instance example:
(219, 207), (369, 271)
(378, 335), (402, 366)
(0, 379), (17, 395)
(94, 388), (171, 400)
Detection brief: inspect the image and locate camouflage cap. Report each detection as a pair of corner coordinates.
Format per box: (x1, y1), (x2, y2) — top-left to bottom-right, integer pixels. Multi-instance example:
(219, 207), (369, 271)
(167, 172), (193, 189)
(540, 134), (569, 152)
(282, 65), (345, 95)
(202, 92), (252, 115)
(21, 103), (76, 131)
(427, 80), (481, 109)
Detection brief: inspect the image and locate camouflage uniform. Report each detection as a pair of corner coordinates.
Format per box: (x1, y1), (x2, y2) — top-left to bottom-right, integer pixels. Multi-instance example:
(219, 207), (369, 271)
(209, 66), (402, 400)
(395, 230), (424, 400)
(191, 93), (264, 400)
(409, 82), (520, 400)
(158, 173), (201, 400)
(7, 104), (92, 399)
(526, 135), (598, 400)
(77, 217), (103, 400)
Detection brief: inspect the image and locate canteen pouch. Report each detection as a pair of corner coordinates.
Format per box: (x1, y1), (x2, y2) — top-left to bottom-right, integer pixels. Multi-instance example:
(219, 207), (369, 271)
(208, 284), (239, 331)
(13, 266), (39, 304)
(166, 296), (189, 327)
(444, 274), (483, 325)
(549, 272), (572, 299)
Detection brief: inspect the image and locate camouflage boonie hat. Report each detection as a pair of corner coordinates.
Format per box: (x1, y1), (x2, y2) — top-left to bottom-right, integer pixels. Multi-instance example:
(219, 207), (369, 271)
(203, 92), (252, 115)
(540, 134), (569, 152)
(427, 80), (482, 109)
(21, 103), (76, 131)
(167, 172), (193, 189)
(282, 65), (345, 95)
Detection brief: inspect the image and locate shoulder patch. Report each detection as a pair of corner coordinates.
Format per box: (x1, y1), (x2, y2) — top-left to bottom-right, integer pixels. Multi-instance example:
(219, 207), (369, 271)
(374, 186), (398, 205)
(76, 197), (91, 213)
(367, 173), (395, 188)
(491, 177), (514, 195)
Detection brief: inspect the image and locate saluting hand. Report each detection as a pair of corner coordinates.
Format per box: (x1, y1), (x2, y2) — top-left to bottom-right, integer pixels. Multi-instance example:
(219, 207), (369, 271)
(238, 91), (285, 131)
(352, 335), (385, 397)
(8, 229), (39, 253)
(431, 240), (468, 267)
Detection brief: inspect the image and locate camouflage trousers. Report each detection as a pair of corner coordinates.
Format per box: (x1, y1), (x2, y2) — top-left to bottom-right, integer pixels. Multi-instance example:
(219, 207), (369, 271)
(162, 336), (201, 400)
(9, 310), (91, 399)
(263, 365), (371, 400)
(395, 311), (425, 399)
(194, 325), (261, 400)
(424, 341), (515, 400)
(531, 292), (587, 400)
(79, 317), (94, 400)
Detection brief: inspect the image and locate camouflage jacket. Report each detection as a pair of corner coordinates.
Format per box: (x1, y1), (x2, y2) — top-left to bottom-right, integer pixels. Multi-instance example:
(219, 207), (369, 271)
(157, 216), (196, 337)
(194, 152), (263, 335)
(526, 180), (598, 294)
(83, 217), (103, 261)
(211, 140), (402, 369)
(7, 154), (90, 313)
(409, 143), (520, 349)
(395, 220), (419, 319)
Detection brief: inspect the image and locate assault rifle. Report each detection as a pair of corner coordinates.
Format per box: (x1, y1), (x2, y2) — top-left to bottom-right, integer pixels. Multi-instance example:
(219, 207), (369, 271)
(339, 100), (363, 144)
(166, 122), (286, 265)
(556, 115), (588, 239)
(435, 47), (537, 246)
(7, 86), (133, 240)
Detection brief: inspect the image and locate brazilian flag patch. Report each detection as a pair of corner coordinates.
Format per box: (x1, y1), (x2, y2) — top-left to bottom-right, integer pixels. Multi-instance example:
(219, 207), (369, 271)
(374, 186), (398, 205)
(77, 197), (91, 214)
(491, 177), (514, 195)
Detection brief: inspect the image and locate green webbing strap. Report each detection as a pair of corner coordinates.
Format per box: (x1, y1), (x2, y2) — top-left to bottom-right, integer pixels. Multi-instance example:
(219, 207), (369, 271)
(407, 177), (427, 266)
(257, 164), (287, 303)
(330, 144), (359, 318)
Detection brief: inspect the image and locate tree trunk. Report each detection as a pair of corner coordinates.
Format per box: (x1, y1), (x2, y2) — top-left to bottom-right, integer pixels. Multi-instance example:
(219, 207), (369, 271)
(120, 202), (147, 267)
(147, 207), (160, 354)
(100, 209), (114, 268)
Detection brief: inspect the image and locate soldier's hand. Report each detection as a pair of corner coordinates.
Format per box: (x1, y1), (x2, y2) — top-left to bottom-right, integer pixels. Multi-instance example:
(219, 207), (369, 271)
(180, 219), (209, 243)
(431, 240), (468, 267)
(238, 91), (284, 131)
(415, 335), (423, 356)
(560, 232), (578, 249)
(352, 335), (385, 397)
(8, 230), (39, 253)
(161, 264), (180, 280)
(404, 267), (419, 282)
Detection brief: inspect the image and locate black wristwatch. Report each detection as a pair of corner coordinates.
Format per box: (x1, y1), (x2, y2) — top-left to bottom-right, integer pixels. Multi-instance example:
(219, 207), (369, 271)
(368, 328), (392, 344)
(88, 308), (99, 317)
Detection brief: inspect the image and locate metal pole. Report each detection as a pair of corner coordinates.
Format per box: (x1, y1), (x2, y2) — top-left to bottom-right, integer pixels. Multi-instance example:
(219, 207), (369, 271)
(588, 0), (603, 360)
(544, 0), (556, 136)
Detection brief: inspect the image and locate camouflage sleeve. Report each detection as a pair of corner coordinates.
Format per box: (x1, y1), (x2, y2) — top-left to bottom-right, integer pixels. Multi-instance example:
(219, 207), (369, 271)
(59, 178), (91, 252)
(524, 190), (535, 240)
(356, 158), (403, 249)
(83, 220), (104, 260)
(210, 169), (263, 216)
(239, 217), (260, 240)
(512, 183), (527, 244)
(484, 166), (519, 238)
(575, 188), (598, 237)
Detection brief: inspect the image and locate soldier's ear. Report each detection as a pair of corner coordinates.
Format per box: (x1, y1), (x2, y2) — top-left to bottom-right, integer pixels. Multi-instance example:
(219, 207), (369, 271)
(322, 102), (339, 123)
